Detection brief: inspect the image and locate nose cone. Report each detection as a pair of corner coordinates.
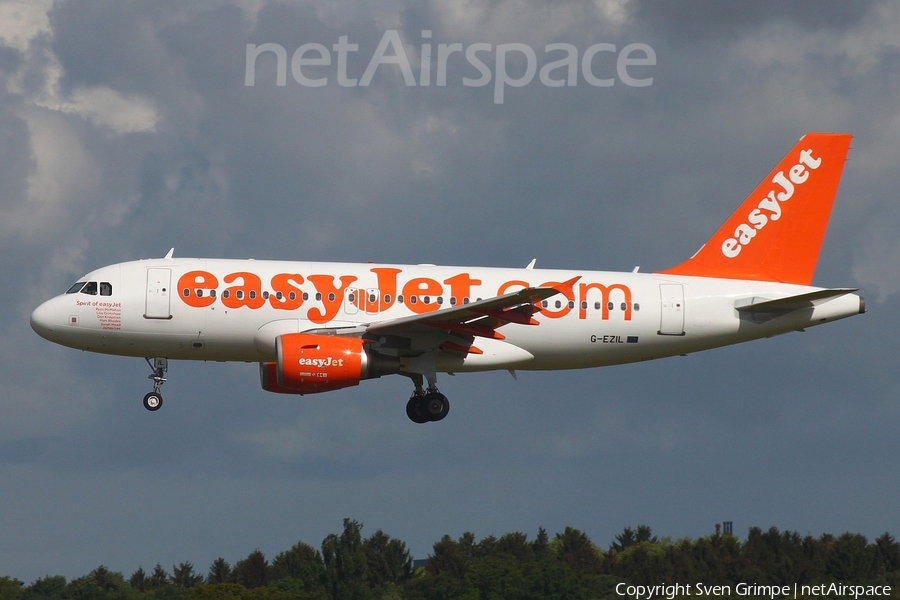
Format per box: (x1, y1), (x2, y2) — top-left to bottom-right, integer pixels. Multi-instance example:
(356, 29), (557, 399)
(30, 299), (57, 340)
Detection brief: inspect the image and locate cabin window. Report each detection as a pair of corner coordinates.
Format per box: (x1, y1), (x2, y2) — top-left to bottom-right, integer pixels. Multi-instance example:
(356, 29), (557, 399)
(620, 302), (627, 311)
(568, 301), (574, 309)
(437, 297), (444, 305)
(607, 302), (614, 311)
(302, 292), (309, 301)
(634, 303), (640, 311)
(581, 301), (587, 310)
(66, 282), (86, 294)
(289, 292), (296, 301)
(542, 300), (548, 308)
(222, 290), (230, 299)
(249, 291), (257, 300)
(410, 296), (418, 304)
(348, 293), (356, 303)
(463, 297), (470, 305)
(384, 294), (392, 303)
(183, 288), (190, 297)
(262, 291), (269, 299)
(276, 291), (283, 300)
(315, 292), (322, 301)
(423, 296), (431, 304)
(236, 290), (244, 300)
(328, 292), (336, 302)
(554, 300), (561, 309)
(594, 301), (602, 310)
(450, 297), (457, 306)
(397, 295), (404, 304)
(210, 290), (217, 298)
(197, 289), (204, 297)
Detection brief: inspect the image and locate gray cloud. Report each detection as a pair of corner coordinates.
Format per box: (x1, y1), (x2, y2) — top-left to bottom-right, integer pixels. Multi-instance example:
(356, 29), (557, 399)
(1, 0), (898, 583)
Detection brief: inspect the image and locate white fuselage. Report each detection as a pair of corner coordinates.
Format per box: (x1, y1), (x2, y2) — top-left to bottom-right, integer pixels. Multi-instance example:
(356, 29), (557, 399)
(30, 258), (863, 373)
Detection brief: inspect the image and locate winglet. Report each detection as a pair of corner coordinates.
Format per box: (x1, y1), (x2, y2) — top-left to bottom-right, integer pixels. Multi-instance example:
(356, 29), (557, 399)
(658, 133), (852, 285)
(551, 275), (582, 297)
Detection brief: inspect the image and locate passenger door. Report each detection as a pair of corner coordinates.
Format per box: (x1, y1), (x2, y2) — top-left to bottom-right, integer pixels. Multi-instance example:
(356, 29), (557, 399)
(658, 284), (685, 335)
(145, 268), (172, 319)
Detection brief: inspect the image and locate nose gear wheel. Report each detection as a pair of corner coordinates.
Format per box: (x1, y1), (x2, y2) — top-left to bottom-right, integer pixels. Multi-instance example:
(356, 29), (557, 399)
(143, 357), (168, 412)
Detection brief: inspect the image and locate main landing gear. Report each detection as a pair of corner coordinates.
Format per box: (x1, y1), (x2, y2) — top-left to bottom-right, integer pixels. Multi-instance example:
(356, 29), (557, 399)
(405, 374), (449, 423)
(143, 357), (167, 411)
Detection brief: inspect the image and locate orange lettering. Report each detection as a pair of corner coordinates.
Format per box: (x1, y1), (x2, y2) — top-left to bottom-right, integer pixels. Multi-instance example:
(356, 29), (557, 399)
(222, 272), (265, 309)
(579, 282), (632, 320)
(538, 281), (573, 318)
(370, 267), (402, 312)
(444, 273), (481, 304)
(402, 277), (443, 314)
(177, 270), (218, 308)
(270, 273), (305, 310)
(307, 275), (358, 323)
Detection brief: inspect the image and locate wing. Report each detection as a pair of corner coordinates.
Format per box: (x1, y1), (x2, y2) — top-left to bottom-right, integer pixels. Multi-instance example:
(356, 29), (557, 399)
(734, 288), (858, 323)
(302, 276), (580, 357)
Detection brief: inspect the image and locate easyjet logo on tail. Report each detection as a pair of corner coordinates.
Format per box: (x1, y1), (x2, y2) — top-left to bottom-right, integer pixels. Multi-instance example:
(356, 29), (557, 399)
(721, 148), (822, 259)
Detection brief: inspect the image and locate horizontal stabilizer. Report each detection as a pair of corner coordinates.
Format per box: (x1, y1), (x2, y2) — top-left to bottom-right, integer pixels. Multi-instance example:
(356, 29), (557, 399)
(735, 288), (858, 314)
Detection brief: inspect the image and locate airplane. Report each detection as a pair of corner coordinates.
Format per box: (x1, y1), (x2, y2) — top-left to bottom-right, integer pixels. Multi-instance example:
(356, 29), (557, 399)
(31, 132), (863, 423)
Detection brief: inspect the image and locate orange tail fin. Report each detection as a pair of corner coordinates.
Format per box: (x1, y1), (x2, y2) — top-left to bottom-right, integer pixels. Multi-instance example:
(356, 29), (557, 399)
(659, 133), (852, 285)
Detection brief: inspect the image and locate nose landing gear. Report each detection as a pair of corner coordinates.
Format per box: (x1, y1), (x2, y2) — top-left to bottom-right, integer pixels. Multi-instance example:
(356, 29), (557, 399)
(143, 357), (167, 411)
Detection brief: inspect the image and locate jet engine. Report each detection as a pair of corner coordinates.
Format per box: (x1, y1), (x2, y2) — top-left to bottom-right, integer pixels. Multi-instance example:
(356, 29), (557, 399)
(259, 333), (400, 394)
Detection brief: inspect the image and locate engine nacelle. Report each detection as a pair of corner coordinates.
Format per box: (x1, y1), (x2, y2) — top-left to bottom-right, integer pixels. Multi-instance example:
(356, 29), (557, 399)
(259, 333), (400, 394)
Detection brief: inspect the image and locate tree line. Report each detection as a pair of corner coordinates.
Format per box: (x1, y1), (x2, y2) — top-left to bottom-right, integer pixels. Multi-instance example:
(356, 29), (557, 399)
(2, 520), (898, 600)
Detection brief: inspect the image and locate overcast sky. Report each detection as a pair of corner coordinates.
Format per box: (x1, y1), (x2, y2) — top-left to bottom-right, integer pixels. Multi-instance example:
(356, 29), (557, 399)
(2, 0), (899, 584)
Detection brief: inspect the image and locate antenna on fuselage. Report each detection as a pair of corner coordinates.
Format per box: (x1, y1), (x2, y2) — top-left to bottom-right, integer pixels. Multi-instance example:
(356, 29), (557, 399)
(164, 248), (175, 259)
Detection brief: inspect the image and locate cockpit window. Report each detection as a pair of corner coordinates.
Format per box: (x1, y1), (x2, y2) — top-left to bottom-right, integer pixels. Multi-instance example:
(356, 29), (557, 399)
(99, 282), (112, 296)
(81, 282), (98, 295)
(66, 282), (86, 294)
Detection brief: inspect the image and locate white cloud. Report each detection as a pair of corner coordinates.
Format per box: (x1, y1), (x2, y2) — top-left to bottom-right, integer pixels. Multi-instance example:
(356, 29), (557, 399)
(434, 0), (632, 45)
(1, 0), (160, 134)
(0, 107), (98, 239)
(0, 0), (53, 52)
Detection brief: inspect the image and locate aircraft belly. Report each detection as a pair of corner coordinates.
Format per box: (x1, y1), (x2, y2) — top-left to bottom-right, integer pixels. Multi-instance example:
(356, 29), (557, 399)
(435, 338), (534, 372)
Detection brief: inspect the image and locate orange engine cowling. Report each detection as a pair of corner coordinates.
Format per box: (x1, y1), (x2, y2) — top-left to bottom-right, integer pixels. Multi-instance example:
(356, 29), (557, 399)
(259, 333), (399, 395)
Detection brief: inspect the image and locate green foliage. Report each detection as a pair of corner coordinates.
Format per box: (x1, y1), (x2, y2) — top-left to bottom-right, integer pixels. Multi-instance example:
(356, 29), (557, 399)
(170, 564), (203, 589)
(271, 542), (324, 594)
(321, 519), (369, 600)
(23, 575), (67, 600)
(205, 560), (231, 586)
(554, 527), (603, 575)
(362, 530), (411, 589)
(233, 551), (269, 590)
(186, 583), (245, 600)
(0, 576), (25, 600)
(148, 565), (169, 590)
(6, 523), (900, 600)
(827, 532), (878, 582)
